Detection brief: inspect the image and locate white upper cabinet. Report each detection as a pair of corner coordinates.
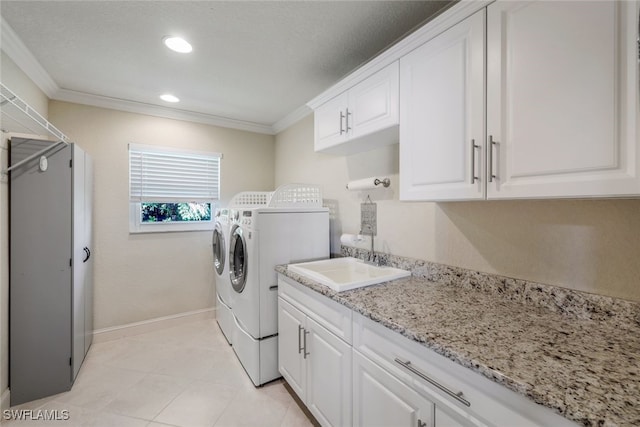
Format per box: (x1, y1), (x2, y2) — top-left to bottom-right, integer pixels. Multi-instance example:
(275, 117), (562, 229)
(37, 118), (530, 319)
(314, 92), (349, 151)
(400, 9), (486, 201)
(486, 0), (640, 199)
(399, 0), (640, 201)
(313, 62), (399, 154)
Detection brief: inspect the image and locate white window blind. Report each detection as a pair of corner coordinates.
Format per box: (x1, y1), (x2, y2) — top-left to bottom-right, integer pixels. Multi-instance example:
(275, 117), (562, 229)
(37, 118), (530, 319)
(129, 143), (221, 203)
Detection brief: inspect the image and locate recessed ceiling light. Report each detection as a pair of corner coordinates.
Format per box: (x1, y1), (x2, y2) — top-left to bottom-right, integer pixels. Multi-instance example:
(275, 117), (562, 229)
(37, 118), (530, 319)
(163, 36), (192, 53)
(160, 94), (180, 103)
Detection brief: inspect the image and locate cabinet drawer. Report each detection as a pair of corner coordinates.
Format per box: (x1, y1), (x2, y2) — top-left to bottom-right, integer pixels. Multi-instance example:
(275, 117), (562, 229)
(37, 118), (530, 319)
(353, 312), (578, 427)
(278, 275), (352, 344)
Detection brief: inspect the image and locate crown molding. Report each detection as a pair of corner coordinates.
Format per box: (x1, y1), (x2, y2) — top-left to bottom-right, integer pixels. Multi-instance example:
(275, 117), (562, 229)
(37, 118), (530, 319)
(1, 17), (276, 135)
(3, 0), (491, 136)
(1, 17), (59, 97)
(271, 104), (312, 135)
(306, 0), (492, 109)
(54, 89), (276, 135)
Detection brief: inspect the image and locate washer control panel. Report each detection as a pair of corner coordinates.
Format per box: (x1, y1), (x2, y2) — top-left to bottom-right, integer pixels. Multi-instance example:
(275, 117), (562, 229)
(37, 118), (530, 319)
(231, 209), (254, 230)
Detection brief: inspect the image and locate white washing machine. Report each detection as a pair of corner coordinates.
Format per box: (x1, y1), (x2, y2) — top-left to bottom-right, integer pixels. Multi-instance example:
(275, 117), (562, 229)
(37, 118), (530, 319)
(213, 192), (274, 345)
(229, 206), (329, 386)
(213, 208), (233, 344)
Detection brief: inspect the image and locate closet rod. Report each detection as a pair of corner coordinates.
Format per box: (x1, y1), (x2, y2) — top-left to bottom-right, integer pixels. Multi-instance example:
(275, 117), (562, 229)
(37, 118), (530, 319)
(3, 140), (67, 174)
(1, 82), (72, 176)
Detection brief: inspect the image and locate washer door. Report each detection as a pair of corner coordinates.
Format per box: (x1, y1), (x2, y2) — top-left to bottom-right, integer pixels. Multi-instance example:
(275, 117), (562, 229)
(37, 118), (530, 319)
(212, 223), (225, 276)
(229, 225), (247, 293)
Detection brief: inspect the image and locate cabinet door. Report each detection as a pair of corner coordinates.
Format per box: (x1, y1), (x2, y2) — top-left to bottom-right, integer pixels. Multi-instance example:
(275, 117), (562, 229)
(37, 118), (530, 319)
(349, 62), (399, 140)
(306, 317), (352, 427)
(83, 152), (94, 355)
(9, 139), (73, 405)
(278, 298), (307, 400)
(435, 408), (472, 427)
(314, 92), (349, 152)
(72, 144), (86, 380)
(487, 0), (640, 199)
(399, 10), (485, 201)
(353, 350), (434, 427)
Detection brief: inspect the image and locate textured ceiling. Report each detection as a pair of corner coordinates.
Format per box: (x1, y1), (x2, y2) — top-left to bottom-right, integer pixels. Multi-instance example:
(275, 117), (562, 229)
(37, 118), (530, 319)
(0, 1), (453, 131)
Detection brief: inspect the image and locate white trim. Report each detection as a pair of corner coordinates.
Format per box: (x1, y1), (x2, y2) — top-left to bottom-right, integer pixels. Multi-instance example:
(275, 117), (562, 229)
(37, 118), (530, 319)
(0, 388), (10, 412)
(272, 104), (313, 134)
(128, 142), (222, 158)
(0, 18), (58, 97)
(2, 0), (492, 136)
(92, 307), (215, 343)
(306, 0), (493, 109)
(129, 202), (216, 233)
(54, 88), (276, 135)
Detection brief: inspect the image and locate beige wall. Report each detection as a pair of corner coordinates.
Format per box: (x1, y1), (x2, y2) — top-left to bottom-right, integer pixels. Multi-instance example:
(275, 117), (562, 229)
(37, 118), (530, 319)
(1, 51), (51, 404)
(275, 115), (640, 302)
(49, 101), (275, 330)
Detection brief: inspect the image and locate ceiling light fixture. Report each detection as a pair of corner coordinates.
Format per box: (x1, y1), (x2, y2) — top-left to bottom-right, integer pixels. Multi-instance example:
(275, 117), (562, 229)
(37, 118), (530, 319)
(160, 94), (180, 103)
(163, 36), (192, 53)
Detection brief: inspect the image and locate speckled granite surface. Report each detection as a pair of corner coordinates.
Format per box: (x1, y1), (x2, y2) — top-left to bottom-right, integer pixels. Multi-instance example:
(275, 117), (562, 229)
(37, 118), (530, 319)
(276, 253), (640, 427)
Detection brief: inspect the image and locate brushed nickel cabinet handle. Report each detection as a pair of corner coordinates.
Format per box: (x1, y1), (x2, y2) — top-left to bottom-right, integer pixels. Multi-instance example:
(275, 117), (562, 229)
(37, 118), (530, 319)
(470, 139), (480, 184)
(395, 358), (470, 407)
(303, 330), (310, 359)
(488, 135), (498, 183)
(339, 111), (345, 135)
(298, 325), (304, 354)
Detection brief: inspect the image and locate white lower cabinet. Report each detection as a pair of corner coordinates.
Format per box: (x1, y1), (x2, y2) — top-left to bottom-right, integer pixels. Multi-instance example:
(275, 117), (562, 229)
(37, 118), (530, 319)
(352, 312), (579, 427)
(353, 350), (435, 427)
(278, 296), (307, 399)
(436, 408), (468, 427)
(278, 277), (352, 427)
(305, 316), (352, 427)
(278, 275), (578, 427)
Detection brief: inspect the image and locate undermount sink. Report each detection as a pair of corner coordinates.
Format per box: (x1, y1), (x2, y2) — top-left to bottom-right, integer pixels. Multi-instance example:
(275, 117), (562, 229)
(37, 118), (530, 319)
(287, 257), (411, 292)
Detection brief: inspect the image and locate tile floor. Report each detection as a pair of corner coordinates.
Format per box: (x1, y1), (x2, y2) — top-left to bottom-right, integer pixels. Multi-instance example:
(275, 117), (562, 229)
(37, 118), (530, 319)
(4, 319), (315, 427)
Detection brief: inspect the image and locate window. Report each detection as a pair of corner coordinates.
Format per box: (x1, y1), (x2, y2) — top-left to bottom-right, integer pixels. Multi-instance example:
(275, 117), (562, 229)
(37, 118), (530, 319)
(129, 143), (221, 233)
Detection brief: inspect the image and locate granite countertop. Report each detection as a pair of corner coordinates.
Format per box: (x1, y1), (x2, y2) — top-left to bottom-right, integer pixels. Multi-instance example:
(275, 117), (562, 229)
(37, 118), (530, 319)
(275, 264), (640, 427)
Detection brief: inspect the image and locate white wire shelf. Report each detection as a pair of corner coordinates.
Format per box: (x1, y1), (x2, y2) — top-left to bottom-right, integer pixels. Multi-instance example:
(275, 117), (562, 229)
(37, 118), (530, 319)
(1, 82), (69, 142)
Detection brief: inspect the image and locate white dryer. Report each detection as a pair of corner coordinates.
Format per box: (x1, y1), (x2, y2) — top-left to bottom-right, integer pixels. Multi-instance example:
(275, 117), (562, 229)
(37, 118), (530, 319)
(229, 206), (329, 386)
(213, 208), (233, 344)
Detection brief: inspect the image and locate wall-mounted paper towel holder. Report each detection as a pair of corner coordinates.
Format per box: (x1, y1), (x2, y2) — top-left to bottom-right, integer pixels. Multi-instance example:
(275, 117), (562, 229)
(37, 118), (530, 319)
(346, 177), (390, 191)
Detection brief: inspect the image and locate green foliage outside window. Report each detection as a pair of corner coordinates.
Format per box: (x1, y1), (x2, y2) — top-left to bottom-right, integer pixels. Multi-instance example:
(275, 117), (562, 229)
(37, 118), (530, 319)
(141, 202), (211, 223)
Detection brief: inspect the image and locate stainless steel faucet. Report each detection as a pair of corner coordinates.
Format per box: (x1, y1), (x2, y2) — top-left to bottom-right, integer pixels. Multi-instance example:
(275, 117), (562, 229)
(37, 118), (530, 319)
(362, 229), (379, 266)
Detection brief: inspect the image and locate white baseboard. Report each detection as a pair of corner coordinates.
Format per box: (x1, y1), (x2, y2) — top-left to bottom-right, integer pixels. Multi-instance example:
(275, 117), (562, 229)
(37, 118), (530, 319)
(92, 307), (215, 343)
(1, 387), (10, 411)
